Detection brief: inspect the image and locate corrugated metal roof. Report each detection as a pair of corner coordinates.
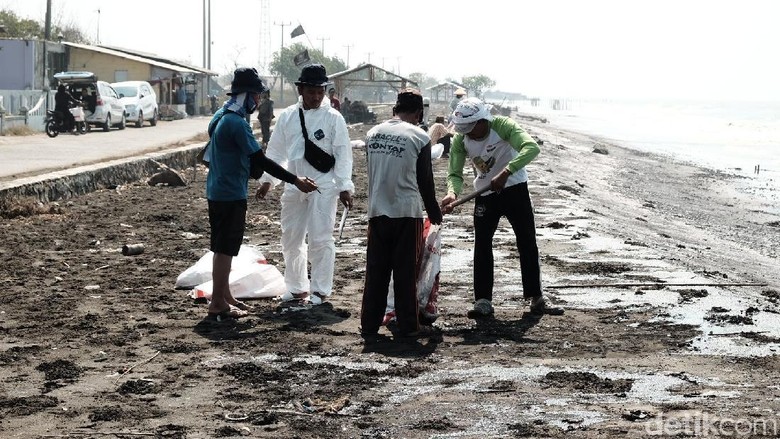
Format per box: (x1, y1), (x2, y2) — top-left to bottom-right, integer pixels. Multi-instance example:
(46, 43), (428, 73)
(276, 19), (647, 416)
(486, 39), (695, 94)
(62, 42), (201, 74)
(329, 63), (418, 86)
(99, 45), (219, 76)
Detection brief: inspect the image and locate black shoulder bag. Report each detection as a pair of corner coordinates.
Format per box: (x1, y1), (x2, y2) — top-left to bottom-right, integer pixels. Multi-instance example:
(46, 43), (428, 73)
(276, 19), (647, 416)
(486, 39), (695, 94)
(198, 111), (264, 179)
(299, 108), (335, 173)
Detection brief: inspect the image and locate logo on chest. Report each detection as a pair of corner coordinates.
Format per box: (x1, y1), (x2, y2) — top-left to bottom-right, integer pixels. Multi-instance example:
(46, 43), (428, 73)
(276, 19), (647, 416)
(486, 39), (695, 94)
(314, 129), (325, 140)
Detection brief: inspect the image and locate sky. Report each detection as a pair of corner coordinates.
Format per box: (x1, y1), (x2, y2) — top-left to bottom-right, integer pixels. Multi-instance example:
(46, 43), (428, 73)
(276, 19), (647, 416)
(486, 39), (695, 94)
(2, 0), (779, 101)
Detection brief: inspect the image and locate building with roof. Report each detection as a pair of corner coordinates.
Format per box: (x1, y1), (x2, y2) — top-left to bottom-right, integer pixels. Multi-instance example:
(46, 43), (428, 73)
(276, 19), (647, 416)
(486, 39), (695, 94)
(328, 63), (418, 104)
(0, 38), (218, 118)
(427, 81), (469, 103)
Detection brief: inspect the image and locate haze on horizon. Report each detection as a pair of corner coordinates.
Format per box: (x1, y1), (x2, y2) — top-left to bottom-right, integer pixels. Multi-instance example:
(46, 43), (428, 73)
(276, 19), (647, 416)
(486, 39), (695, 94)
(2, 0), (778, 102)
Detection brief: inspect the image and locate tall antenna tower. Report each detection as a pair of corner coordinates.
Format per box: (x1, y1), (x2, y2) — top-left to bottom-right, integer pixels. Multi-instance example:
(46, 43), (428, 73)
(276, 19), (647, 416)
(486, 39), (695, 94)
(258, 0), (271, 74)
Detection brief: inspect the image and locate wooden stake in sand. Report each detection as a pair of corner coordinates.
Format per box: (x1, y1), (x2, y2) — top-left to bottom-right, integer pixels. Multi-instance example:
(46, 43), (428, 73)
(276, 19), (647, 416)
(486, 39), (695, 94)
(114, 350), (160, 384)
(448, 186), (491, 210)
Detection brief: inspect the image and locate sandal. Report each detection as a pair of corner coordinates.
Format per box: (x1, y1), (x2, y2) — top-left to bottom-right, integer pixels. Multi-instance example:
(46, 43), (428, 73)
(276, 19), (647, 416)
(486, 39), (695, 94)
(206, 307), (249, 322)
(230, 301), (252, 312)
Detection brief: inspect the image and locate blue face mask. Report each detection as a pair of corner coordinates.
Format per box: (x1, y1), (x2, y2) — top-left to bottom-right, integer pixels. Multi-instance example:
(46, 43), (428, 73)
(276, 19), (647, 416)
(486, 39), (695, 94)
(244, 93), (258, 114)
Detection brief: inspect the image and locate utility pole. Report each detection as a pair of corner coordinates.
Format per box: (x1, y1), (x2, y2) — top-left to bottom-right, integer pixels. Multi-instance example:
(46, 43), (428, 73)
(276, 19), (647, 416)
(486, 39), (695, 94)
(343, 44), (353, 68)
(274, 22), (291, 106)
(207, 0), (211, 71)
(258, 0), (271, 74)
(317, 36), (330, 56)
(203, 0), (207, 105)
(202, 0), (207, 69)
(366, 52), (372, 64)
(43, 0), (52, 108)
(96, 9), (101, 44)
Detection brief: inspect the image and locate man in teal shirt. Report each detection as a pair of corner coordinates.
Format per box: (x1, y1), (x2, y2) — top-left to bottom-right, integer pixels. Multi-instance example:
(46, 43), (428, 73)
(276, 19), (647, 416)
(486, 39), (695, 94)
(206, 67), (317, 322)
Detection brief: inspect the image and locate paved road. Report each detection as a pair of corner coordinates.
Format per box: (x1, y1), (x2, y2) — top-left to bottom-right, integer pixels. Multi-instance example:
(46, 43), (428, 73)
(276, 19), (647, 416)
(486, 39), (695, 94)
(0, 117), (211, 182)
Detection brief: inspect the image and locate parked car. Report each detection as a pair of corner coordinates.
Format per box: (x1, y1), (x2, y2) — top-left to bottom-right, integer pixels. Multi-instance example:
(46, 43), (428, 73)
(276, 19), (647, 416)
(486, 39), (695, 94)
(111, 80), (159, 128)
(53, 71), (126, 132)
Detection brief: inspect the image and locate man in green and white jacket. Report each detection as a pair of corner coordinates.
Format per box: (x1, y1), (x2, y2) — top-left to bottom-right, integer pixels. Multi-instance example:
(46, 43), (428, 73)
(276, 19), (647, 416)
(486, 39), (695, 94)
(440, 98), (560, 318)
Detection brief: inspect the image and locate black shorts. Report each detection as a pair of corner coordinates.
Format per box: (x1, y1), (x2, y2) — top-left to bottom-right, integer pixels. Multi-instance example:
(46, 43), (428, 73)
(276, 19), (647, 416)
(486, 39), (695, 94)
(208, 199), (247, 256)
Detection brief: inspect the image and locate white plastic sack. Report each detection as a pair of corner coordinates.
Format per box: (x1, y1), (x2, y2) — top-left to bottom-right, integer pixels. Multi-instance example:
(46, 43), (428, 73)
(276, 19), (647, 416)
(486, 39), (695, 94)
(430, 143), (444, 160)
(176, 245), (268, 289)
(190, 264), (286, 300)
(176, 245), (286, 300)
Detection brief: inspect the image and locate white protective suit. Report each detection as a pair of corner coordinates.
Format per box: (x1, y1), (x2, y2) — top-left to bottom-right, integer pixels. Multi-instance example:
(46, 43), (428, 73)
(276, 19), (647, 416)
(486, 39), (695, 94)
(260, 95), (354, 297)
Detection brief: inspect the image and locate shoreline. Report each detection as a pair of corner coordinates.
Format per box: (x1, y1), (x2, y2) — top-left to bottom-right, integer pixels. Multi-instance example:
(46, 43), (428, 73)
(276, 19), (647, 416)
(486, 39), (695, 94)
(515, 111), (780, 266)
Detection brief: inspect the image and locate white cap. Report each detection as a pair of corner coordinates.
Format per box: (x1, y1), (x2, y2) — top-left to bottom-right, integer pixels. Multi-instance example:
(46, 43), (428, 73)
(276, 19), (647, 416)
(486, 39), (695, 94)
(451, 98), (491, 134)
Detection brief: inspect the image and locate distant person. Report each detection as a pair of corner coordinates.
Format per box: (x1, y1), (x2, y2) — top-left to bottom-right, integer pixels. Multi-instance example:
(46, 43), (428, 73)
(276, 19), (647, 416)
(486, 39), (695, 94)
(440, 98), (561, 318)
(256, 90), (274, 149)
(209, 94), (219, 114)
(54, 84), (79, 134)
(422, 97), (431, 126)
(328, 88), (341, 112)
(360, 88), (442, 338)
(205, 67), (317, 322)
(428, 115), (453, 158)
(256, 64), (354, 306)
(449, 88), (466, 113)
(342, 97), (352, 122)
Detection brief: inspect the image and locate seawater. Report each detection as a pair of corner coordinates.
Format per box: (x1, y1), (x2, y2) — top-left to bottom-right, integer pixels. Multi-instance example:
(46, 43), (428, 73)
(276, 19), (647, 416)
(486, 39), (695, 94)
(495, 98), (780, 193)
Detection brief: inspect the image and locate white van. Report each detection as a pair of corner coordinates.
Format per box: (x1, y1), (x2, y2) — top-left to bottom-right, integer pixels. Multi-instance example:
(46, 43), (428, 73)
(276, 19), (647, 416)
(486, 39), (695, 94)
(53, 71), (127, 131)
(111, 81), (159, 128)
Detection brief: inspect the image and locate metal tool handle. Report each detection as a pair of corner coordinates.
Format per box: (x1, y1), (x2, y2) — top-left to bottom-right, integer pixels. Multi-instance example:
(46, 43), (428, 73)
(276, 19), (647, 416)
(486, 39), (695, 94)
(337, 207), (349, 241)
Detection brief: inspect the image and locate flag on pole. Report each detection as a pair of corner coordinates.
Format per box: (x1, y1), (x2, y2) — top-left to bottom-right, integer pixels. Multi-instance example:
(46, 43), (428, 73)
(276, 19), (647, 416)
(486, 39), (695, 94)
(290, 24), (305, 39)
(293, 49), (311, 67)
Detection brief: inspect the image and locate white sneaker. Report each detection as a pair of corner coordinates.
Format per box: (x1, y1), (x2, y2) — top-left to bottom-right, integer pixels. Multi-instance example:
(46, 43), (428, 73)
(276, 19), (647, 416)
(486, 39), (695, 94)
(530, 295), (564, 315)
(280, 291), (308, 303)
(309, 292), (327, 305)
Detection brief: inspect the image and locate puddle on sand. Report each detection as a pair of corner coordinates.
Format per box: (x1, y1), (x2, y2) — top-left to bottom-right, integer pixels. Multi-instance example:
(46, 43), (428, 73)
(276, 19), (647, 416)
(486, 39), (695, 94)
(376, 363), (737, 437)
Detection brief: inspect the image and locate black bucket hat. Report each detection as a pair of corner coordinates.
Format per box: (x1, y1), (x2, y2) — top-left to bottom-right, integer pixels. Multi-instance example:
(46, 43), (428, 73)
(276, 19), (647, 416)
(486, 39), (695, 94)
(295, 64), (331, 87)
(228, 67), (266, 96)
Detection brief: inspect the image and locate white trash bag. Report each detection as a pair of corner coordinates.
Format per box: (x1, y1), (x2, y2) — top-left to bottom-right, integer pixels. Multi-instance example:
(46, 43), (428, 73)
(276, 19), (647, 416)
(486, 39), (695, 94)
(430, 143), (444, 160)
(176, 245), (286, 300)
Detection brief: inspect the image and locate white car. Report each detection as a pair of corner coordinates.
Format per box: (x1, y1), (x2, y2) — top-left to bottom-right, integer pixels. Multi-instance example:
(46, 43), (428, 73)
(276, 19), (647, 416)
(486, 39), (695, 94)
(112, 81), (159, 128)
(53, 71), (127, 132)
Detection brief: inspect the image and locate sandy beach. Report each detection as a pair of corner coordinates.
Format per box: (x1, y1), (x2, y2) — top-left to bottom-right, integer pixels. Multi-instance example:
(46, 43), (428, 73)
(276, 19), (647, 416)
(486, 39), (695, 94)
(1, 102), (779, 438)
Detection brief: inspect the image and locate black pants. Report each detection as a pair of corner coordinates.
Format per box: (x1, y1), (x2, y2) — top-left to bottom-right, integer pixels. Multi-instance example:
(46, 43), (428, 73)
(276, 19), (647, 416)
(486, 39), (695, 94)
(473, 182), (541, 301)
(56, 107), (75, 130)
(259, 119), (271, 145)
(361, 216), (424, 334)
(440, 134), (452, 156)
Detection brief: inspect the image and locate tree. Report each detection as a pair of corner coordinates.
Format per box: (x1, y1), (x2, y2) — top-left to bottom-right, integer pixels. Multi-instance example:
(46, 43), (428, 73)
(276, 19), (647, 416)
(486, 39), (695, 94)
(269, 43), (347, 87)
(0, 9), (43, 39)
(407, 72), (437, 90)
(0, 8), (92, 43)
(461, 74), (496, 98)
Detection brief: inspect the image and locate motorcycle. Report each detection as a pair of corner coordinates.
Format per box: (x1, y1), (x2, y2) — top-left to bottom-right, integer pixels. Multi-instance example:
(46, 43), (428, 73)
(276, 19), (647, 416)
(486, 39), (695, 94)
(45, 104), (88, 137)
